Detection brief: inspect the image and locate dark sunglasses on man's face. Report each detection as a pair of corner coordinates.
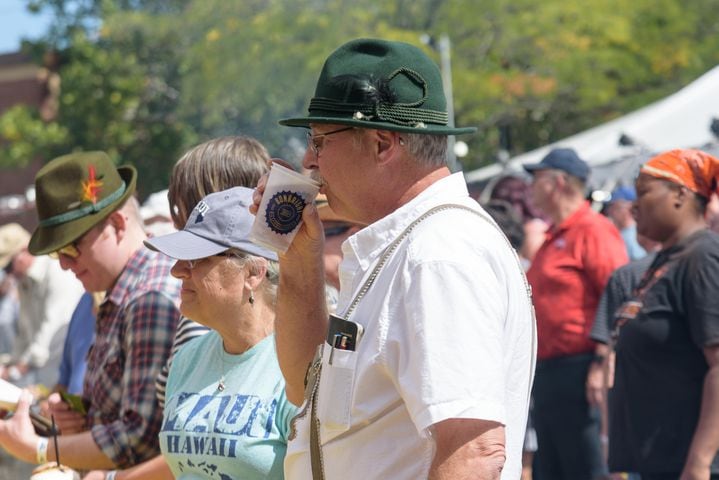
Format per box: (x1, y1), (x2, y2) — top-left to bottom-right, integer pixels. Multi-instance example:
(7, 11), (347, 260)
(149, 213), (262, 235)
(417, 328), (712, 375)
(323, 224), (353, 238)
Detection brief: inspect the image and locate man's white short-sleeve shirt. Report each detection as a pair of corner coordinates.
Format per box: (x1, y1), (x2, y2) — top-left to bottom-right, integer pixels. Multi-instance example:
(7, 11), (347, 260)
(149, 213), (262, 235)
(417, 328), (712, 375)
(285, 173), (536, 479)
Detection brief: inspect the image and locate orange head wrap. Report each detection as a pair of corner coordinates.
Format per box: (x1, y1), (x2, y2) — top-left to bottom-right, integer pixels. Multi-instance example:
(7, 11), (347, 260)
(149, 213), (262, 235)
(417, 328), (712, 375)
(640, 149), (719, 199)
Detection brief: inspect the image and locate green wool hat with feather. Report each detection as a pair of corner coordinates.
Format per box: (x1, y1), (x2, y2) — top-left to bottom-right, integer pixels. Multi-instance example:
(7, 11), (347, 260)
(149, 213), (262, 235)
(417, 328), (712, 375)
(29, 151), (137, 255)
(280, 38), (477, 136)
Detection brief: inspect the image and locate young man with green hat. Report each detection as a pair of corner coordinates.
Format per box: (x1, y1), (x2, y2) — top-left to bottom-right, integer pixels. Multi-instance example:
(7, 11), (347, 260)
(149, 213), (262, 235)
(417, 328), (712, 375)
(252, 38), (536, 479)
(0, 151), (181, 472)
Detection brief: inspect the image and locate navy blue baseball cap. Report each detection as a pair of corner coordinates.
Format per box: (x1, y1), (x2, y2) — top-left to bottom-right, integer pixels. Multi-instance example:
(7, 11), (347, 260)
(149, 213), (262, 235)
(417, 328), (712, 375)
(608, 185), (636, 203)
(523, 148), (590, 182)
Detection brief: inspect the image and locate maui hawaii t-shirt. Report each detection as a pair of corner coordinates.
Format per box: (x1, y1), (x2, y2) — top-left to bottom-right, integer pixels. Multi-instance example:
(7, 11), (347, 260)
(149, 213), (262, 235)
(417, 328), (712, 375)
(160, 333), (296, 479)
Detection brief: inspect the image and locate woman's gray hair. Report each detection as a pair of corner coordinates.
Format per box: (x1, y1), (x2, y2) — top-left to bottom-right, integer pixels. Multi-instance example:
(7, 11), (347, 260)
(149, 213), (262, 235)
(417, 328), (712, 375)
(226, 251), (279, 306)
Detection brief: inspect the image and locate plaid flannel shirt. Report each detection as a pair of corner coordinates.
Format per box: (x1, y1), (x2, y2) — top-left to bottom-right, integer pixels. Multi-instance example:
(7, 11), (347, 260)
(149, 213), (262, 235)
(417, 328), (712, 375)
(83, 247), (181, 468)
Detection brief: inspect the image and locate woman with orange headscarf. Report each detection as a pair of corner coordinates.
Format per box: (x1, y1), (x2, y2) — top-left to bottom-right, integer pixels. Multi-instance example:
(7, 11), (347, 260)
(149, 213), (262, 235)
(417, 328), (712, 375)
(608, 149), (719, 480)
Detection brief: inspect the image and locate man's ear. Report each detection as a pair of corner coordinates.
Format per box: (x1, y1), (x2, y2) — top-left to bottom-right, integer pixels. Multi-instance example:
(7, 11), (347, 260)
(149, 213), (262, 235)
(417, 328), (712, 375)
(375, 129), (403, 166)
(106, 210), (127, 242)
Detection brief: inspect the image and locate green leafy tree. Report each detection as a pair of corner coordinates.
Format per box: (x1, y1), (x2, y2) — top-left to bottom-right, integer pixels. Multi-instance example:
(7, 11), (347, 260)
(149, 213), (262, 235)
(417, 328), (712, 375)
(433, 0), (719, 167)
(175, 0), (408, 162)
(0, 106), (68, 168)
(0, 2), (192, 196)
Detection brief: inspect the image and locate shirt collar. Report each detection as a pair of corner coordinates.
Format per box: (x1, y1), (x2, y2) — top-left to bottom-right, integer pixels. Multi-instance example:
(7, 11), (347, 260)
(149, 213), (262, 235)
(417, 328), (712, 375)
(550, 201), (593, 236)
(106, 247), (149, 306)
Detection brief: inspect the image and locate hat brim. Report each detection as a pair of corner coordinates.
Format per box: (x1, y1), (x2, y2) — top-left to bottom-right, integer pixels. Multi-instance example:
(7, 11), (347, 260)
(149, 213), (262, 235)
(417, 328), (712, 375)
(522, 163), (547, 174)
(0, 225), (31, 266)
(279, 116), (477, 136)
(144, 230), (229, 260)
(28, 166), (137, 255)
(145, 230), (279, 262)
(522, 162), (588, 181)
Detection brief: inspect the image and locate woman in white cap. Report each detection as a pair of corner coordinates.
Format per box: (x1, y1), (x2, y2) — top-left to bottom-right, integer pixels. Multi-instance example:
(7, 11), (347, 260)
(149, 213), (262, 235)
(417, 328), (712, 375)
(143, 186), (295, 480)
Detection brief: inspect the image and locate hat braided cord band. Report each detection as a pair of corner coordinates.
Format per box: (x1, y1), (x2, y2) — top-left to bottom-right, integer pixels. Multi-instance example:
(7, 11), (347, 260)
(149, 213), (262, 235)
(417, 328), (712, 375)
(38, 182), (127, 227)
(310, 98), (448, 127)
(309, 67), (449, 127)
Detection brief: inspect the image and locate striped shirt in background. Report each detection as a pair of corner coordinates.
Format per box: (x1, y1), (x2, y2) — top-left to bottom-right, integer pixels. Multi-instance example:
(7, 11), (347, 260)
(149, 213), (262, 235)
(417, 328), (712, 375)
(154, 316), (209, 409)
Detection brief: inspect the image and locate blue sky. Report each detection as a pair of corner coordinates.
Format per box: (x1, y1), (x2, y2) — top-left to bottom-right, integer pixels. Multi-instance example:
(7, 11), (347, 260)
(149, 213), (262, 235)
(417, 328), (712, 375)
(0, 0), (54, 54)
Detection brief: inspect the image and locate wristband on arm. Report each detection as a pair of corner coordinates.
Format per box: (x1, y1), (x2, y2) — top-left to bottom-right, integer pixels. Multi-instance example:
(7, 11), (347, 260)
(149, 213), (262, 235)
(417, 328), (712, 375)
(36, 437), (48, 464)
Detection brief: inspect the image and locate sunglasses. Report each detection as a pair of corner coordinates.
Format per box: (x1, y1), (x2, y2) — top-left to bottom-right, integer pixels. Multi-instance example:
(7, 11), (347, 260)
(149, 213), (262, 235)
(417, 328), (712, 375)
(185, 250), (246, 269)
(48, 221), (108, 260)
(48, 243), (80, 260)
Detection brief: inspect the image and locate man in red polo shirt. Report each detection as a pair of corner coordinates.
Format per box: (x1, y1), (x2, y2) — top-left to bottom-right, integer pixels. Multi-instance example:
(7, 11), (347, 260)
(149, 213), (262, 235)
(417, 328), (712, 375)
(525, 148), (628, 480)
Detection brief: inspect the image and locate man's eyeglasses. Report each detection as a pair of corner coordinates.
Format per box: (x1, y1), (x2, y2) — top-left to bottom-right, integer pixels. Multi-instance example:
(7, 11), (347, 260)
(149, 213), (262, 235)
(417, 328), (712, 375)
(306, 127), (354, 160)
(184, 258), (204, 269)
(323, 224), (353, 238)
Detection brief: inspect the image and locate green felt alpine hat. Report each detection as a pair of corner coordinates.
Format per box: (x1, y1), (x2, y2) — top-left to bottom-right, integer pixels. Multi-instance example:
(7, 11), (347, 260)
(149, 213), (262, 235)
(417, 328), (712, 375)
(28, 151), (137, 255)
(280, 38), (477, 135)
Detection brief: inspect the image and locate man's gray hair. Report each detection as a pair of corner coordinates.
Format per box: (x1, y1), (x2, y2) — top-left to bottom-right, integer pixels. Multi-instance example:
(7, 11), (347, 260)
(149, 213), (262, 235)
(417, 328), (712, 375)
(403, 133), (448, 168)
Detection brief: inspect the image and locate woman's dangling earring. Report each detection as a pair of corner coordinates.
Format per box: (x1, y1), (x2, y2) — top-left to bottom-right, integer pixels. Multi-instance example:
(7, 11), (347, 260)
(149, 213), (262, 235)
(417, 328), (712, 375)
(249, 290), (255, 305)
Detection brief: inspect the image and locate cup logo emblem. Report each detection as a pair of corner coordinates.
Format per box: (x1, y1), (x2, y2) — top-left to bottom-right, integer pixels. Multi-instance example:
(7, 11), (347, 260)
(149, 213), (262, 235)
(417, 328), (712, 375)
(265, 191), (305, 234)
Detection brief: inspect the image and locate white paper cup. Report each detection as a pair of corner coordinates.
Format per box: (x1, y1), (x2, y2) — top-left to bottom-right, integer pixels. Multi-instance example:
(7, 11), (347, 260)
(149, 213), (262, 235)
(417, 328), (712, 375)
(250, 164), (320, 253)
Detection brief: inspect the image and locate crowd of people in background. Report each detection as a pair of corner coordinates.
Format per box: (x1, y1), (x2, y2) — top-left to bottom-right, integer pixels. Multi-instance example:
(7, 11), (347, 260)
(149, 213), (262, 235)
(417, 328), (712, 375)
(482, 147), (719, 480)
(0, 36), (717, 480)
